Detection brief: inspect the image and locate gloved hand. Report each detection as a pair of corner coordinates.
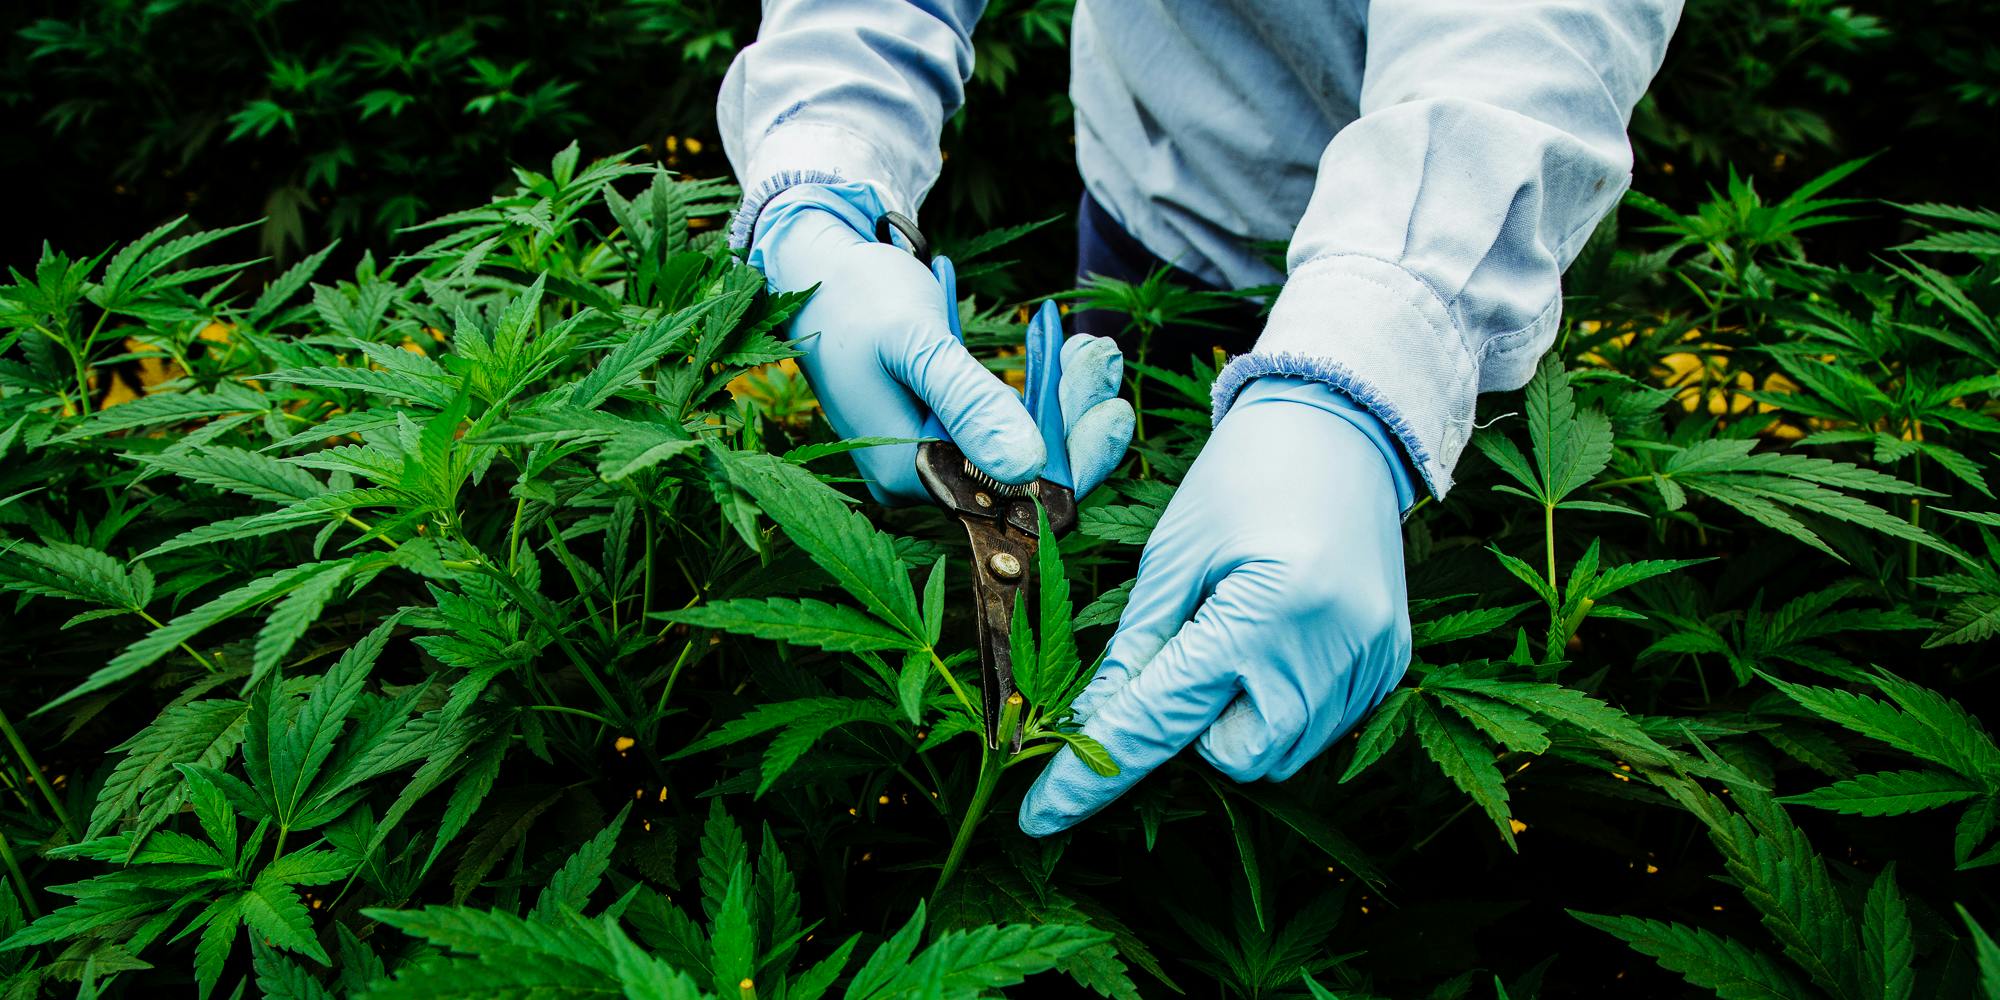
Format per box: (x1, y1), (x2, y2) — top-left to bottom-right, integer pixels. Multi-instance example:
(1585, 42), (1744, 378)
(748, 183), (1132, 502)
(1019, 375), (1417, 836)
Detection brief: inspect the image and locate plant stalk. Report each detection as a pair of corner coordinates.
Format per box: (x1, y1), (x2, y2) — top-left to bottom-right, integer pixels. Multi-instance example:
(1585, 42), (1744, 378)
(0, 708), (76, 842)
(481, 561), (626, 728)
(641, 506), (657, 622)
(0, 831), (38, 919)
(507, 494), (527, 572)
(1907, 441), (1923, 579)
(526, 704), (618, 727)
(935, 694), (1020, 894)
(651, 634), (700, 727)
(1544, 502), (1558, 592)
(927, 650), (978, 719)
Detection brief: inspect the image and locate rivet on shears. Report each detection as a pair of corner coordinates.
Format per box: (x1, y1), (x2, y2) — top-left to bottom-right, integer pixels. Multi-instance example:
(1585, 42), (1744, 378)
(987, 552), (1023, 580)
(973, 492), (992, 508)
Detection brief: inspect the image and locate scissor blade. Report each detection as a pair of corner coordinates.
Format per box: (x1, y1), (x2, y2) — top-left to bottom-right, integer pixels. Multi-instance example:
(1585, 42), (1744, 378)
(962, 519), (1033, 751)
(917, 438), (1078, 752)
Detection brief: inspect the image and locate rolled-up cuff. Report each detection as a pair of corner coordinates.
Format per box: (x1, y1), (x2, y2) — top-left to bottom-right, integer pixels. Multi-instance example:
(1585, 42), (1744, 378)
(728, 122), (919, 249)
(1210, 254), (1477, 500)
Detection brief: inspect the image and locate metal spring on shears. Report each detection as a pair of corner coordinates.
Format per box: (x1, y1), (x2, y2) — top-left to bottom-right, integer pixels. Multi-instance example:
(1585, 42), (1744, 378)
(963, 458), (1031, 498)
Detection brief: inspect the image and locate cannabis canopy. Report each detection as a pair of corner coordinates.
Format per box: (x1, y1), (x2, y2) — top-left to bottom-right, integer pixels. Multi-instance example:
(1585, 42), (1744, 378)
(1, 35), (2000, 1000)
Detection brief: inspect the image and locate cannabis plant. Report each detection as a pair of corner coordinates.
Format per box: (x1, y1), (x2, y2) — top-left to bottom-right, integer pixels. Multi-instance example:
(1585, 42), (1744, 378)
(0, 140), (1996, 998)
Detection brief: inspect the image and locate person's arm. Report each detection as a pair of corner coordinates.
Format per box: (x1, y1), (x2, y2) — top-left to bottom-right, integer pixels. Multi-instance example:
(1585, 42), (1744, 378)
(718, 2), (1132, 505)
(1209, 0), (1684, 499)
(718, 0), (987, 248)
(1020, 0), (1683, 837)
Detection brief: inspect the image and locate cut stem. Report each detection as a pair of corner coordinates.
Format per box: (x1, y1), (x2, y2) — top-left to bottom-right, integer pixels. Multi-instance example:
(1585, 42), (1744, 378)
(935, 694), (1021, 894)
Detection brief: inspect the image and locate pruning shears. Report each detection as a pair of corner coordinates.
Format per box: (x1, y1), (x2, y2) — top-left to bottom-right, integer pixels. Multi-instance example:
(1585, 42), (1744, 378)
(876, 212), (1078, 752)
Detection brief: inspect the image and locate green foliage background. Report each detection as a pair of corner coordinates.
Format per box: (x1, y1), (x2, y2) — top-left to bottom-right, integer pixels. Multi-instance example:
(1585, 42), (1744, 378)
(1, 1), (1999, 997)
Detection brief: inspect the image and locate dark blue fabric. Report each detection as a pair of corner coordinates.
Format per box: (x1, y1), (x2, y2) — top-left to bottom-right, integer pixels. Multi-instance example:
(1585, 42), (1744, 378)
(1072, 191), (1261, 361)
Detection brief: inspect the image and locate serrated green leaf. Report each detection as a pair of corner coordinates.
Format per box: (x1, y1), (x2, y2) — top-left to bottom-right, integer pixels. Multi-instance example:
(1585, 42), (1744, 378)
(1433, 691), (1552, 755)
(50, 384), (268, 444)
(422, 738), (505, 876)
(1861, 865), (1915, 1000)
(596, 429), (699, 482)
(192, 894), (243, 1000)
(662, 598), (918, 653)
(1075, 578), (1133, 630)
(532, 804), (629, 920)
(351, 953), (614, 998)
(1212, 786), (1265, 932)
(260, 850), (352, 886)
(697, 799), (747, 925)
(1958, 904), (2000, 999)
(1658, 782), (1860, 998)
(1526, 356), (1613, 503)
(1006, 589), (1039, 715)
(1472, 430), (1539, 497)
(780, 436), (915, 466)
(570, 298), (717, 409)
(1765, 671), (2000, 778)
(242, 877), (329, 964)
(844, 903), (928, 1000)
(848, 912), (1111, 1000)
(1489, 547), (1558, 607)
(1431, 674), (1677, 767)
(1413, 603), (1534, 649)
(176, 763), (239, 864)
(1052, 731), (1119, 777)
(364, 904), (609, 964)
(709, 448), (922, 637)
(1780, 769), (1982, 816)
(0, 540), (149, 613)
(1340, 688), (1413, 782)
(709, 864), (754, 998)
(250, 558), (356, 691)
(252, 937), (334, 1000)
(793, 934), (862, 1000)
(43, 557), (376, 715)
(602, 918), (707, 1000)
(1031, 503), (1079, 711)
(673, 697), (889, 759)
(133, 830), (226, 867)
(758, 701), (899, 796)
(0, 895), (164, 951)
(136, 491), (397, 560)
(262, 363), (457, 408)
(1076, 504), (1158, 546)
(897, 650), (930, 726)
(1572, 912), (1810, 1000)
(1412, 699), (1515, 849)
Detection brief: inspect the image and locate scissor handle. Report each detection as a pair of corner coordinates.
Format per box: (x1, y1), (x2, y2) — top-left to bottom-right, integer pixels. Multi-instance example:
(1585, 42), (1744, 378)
(884, 217), (1072, 492)
(875, 210), (930, 262)
(914, 252), (962, 444)
(1021, 300), (1071, 490)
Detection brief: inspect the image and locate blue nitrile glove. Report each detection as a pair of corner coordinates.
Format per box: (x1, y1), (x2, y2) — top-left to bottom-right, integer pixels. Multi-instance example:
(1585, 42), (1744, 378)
(747, 183), (1132, 503)
(1019, 375), (1417, 836)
